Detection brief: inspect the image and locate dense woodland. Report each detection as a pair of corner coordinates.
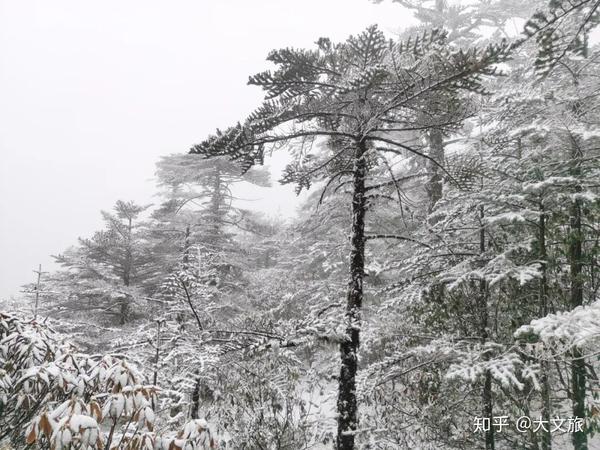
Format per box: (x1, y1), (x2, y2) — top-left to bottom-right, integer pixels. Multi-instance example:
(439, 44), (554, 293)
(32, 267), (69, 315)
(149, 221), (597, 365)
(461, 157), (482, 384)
(1, 0), (600, 449)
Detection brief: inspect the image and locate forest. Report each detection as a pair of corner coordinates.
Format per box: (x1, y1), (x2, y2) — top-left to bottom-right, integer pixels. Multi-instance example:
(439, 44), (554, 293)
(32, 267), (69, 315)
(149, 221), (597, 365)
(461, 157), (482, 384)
(1, 0), (600, 449)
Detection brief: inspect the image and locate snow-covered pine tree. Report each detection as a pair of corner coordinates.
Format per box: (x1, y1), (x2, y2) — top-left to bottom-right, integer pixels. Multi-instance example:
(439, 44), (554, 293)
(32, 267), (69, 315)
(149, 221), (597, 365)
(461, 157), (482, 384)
(154, 153), (270, 259)
(522, 0), (600, 79)
(373, 0), (538, 214)
(501, 38), (600, 449)
(51, 200), (155, 327)
(188, 24), (511, 450)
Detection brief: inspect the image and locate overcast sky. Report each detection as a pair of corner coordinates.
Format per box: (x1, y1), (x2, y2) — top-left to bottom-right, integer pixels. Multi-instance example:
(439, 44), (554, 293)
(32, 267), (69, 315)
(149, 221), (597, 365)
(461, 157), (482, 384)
(0, 0), (414, 299)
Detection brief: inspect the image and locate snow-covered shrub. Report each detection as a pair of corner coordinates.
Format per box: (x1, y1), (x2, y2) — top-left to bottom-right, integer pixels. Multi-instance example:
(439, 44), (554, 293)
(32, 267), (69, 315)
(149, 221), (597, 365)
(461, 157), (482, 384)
(0, 312), (215, 450)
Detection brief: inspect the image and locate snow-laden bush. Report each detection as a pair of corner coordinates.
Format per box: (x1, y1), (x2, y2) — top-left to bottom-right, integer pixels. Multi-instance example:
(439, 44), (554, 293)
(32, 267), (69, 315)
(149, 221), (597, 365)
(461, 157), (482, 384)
(0, 312), (216, 450)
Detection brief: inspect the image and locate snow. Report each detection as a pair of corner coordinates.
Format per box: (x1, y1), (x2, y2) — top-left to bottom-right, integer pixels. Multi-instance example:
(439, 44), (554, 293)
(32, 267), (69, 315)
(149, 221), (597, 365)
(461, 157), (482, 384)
(522, 177), (577, 194)
(68, 414), (98, 431)
(515, 301), (600, 352)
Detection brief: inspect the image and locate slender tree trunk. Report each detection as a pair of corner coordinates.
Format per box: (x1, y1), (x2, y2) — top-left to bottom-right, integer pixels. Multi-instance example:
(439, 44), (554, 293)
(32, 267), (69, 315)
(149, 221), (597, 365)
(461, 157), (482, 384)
(33, 264), (43, 320)
(479, 205), (494, 450)
(423, 0), (446, 217)
(426, 128), (444, 213)
(153, 320), (162, 386)
(538, 204), (552, 450)
(120, 217), (133, 325)
(183, 225), (191, 268)
(210, 166), (222, 243)
(119, 297), (130, 325)
(336, 140), (367, 450)
(483, 372), (494, 450)
(569, 36), (588, 450)
(570, 189), (587, 450)
(119, 287), (130, 325)
(191, 377), (201, 419)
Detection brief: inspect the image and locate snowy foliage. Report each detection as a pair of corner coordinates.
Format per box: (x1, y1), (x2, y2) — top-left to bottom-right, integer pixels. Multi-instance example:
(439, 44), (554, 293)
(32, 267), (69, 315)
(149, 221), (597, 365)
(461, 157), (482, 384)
(0, 312), (215, 450)
(5, 2), (600, 449)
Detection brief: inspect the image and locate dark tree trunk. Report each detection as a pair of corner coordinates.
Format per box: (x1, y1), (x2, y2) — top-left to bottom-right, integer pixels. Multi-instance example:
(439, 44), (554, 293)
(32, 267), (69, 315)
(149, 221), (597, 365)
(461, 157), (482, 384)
(425, 128), (444, 213)
(153, 320), (162, 386)
(538, 204), (552, 450)
(336, 140), (367, 450)
(119, 300), (129, 326)
(568, 137), (587, 450)
(120, 217), (133, 325)
(479, 205), (494, 450)
(191, 377), (201, 419)
(183, 225), (191, 268)
(569, 38), (588, 450)
(570, 194), (587, 450)
(120, 274), (131, 325)
(210, 166), (223, 243)
(483, 372), (494, 450)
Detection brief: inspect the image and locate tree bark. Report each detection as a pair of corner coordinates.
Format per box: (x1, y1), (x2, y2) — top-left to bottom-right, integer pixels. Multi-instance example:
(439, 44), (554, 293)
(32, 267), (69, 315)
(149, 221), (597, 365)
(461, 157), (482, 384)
(336, 140), (367, 450)
(570, 191), (587, 450)
(191, 377), (201, 419)
(568, 135), (587, 450)
(479, 205), (494, 450)
(210, 165), (223, 243)
(538, 204), (552, 450)
(425, 128), (444, 213)
(120, 216), (133, 325)
(183, 225), (191, 268)
(570, 36), (588, 450)
(153, 320), (162, 386)
(33, 264), (42, 320)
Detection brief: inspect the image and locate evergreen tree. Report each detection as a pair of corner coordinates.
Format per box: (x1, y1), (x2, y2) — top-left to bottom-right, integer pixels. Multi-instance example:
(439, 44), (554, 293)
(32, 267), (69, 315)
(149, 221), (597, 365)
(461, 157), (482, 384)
(52, 200), (154, 326)
(189, 24), (510, 449)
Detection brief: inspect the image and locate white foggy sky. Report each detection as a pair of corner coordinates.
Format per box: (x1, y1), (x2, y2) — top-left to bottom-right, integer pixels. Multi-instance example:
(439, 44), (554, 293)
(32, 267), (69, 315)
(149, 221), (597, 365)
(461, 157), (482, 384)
(0, 0), (414, 299)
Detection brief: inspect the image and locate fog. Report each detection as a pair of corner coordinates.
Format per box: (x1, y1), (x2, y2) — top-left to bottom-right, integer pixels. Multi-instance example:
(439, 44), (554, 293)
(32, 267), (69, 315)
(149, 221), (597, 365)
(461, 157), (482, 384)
(0, 0), (413, 299)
